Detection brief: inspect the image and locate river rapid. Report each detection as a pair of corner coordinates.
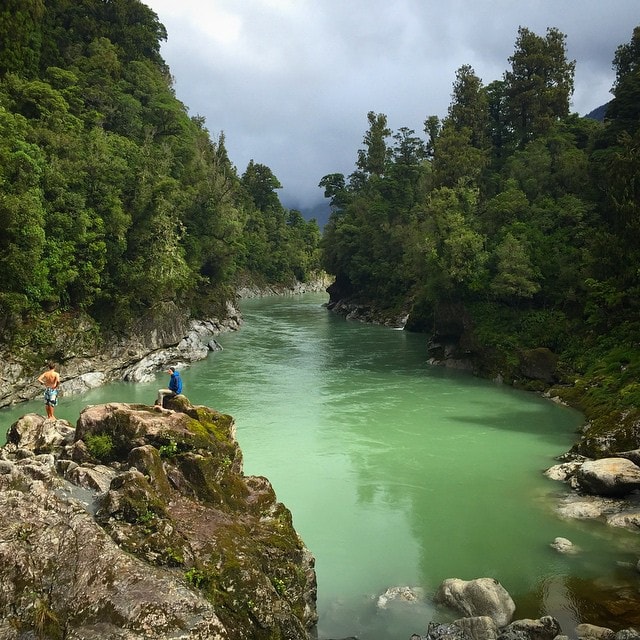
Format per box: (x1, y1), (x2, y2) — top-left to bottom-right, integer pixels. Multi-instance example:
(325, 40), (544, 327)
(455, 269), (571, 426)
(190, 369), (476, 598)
(1, 292), (639, 639)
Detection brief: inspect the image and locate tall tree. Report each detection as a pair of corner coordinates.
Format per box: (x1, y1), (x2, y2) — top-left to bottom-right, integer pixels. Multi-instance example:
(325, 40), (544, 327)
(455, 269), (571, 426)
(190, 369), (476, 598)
(241, 160), (282, 213)
(504, 27), (575, 146)
(605, 25), (640, 139)
(356, 111), (391, 177)
(447, 64), (489, 150)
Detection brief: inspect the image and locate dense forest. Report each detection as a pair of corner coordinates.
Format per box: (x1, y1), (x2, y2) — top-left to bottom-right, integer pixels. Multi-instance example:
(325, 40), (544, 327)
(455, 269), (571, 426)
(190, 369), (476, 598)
(1, 2), (639, 454)
(320, 25), (640, 455)
(0, 0), (322, 342)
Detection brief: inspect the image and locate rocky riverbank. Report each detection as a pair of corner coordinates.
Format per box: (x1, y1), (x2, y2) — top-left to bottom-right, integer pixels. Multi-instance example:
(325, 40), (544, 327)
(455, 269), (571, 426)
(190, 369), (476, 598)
(0, 395), (317, 639)
(0, 276), (332, 410)
(400, 450), (640, 638)
(0, 300), (242, 409)
(407, 576), (640, 639)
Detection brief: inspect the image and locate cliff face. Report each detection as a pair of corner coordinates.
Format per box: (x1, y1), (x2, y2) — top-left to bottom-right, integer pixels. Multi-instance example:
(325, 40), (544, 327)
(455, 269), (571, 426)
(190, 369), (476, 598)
(0, 396), (317, 639)
(0, 301), (242, 409)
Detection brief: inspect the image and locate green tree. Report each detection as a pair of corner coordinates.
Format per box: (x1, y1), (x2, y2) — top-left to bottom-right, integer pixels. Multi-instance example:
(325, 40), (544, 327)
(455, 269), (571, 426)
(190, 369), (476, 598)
(490, 231), (541, 300)
(431, 124), (487, 189)
(447, 64), (489, 149)
(356, 111), (391, 177)
(484, 80), (511, 168)
(423, 114), (440, 159)
(604, 26), (640, 142)
(0, 109), (48, 302)
(0, 0), (45, 78)
(318, 173), (349, 211)
(504, 27), (575, 146)
(241, 160), (282, 212)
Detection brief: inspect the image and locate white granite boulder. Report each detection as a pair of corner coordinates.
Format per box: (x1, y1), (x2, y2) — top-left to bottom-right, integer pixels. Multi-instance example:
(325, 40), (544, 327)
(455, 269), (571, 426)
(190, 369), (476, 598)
(434, 577), (515, 627)
(575, 458), (640, 497)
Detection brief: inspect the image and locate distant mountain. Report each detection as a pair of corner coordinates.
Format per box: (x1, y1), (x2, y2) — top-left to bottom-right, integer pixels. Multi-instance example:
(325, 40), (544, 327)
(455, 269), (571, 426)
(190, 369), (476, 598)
(584, 102), (610, 122)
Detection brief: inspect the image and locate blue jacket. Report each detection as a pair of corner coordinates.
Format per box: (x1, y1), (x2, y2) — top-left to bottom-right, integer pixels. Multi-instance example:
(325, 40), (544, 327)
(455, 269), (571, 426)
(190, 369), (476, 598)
(169, 370), (183, 394)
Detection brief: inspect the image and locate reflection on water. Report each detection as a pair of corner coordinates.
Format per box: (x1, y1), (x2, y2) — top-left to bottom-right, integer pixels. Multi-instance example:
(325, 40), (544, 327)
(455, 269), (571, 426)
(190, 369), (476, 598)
(1, 292), (639, 639)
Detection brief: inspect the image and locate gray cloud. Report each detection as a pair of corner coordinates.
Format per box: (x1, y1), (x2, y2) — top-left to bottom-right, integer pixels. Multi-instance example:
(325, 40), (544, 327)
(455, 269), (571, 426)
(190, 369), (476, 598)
(144, 0), (640, 212)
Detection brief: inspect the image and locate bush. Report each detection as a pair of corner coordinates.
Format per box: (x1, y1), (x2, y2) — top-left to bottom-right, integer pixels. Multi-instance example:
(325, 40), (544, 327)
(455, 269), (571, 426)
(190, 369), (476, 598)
(84, 433), (114, 461)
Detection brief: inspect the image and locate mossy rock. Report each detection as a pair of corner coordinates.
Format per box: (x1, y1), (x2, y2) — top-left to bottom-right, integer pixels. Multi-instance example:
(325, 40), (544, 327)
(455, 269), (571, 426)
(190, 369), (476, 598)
(573, 408), (640, 457)
(101, 469), (167, 523)
(177, 453), (249, 509)
(128, 444), (173, 498)
(517, 347), (559, 384)
(194, 522), (310, 639)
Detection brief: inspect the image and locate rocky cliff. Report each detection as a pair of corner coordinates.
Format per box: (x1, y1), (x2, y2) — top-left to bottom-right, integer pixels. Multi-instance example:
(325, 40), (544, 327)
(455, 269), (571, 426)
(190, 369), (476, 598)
(0, 395), (317, 639)
(0, 301), (242, 409)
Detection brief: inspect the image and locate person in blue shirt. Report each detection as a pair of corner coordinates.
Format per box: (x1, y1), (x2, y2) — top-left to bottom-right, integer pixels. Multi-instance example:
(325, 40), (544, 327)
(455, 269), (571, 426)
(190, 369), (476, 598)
(156, 366), (183, 409)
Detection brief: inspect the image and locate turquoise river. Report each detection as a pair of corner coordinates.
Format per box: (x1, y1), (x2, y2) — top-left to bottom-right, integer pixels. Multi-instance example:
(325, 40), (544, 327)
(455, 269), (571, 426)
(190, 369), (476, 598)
(1, 292), (639, 639)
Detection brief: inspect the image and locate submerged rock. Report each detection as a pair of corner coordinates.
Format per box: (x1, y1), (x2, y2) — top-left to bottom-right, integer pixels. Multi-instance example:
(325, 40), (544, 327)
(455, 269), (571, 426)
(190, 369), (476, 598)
(376, 585), (425, 609)
(0, 397), (317, 639)
(550, 536), (579, 554)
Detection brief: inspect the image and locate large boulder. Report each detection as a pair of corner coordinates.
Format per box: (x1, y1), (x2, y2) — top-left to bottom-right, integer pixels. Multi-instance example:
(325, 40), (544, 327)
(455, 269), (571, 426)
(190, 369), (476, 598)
(6, 413), (75, 454)
(434, 578), (516, 627)
(0, 478), (226, 640)
(575, 458), (640, 497)
(517, 348), (559, 384)
(0, 398), (317, 639)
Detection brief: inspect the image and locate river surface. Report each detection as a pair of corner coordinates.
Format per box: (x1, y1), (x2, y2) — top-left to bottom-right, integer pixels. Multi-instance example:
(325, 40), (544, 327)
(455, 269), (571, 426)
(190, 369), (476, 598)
(1, 292), (639, 639)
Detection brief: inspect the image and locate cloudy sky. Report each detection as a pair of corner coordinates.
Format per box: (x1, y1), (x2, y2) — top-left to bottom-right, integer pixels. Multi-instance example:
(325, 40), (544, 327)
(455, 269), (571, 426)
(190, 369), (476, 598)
(143, 0), (639, 216)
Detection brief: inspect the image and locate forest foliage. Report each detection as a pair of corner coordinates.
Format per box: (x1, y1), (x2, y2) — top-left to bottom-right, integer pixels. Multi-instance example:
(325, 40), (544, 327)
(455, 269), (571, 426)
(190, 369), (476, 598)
(2, 3), (639, 441)
(320, 26), (640, 432)
(0, 0), (322, 340)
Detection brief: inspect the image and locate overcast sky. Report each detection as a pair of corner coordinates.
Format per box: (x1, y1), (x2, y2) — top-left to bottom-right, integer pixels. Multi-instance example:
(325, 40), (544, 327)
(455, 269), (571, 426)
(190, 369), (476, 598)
(143, 0), (640, 215)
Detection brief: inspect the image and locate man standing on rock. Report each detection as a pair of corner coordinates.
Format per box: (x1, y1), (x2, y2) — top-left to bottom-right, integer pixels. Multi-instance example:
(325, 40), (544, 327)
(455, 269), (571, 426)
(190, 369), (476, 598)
(156, 366), (183, 410)
(37, 362), (61, 420)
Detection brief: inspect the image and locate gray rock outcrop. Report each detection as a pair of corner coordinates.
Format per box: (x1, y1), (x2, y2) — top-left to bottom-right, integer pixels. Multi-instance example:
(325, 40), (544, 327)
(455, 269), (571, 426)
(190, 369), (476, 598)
(0, 301), (241, 408)
(546, 454), (640, 532)
(0, 398), (317, 639)
(414, 615), (558, 640)
(498, 616), (561, 640)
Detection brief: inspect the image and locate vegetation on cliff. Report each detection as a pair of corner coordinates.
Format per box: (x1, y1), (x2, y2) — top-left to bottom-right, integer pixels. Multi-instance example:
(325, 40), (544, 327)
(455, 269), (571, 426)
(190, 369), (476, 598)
(319, 25), (640, 455)
(0, 0), (322, 352)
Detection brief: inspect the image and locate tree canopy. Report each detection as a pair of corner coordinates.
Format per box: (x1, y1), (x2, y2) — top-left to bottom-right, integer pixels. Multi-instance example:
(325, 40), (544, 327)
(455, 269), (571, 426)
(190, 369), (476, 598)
(0, 0), (322, 339)
(319, 25), (640, 426)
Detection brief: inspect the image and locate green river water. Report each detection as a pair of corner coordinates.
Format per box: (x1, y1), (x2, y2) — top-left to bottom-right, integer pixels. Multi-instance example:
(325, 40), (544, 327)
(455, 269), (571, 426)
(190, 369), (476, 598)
(1, 292), (639, 639)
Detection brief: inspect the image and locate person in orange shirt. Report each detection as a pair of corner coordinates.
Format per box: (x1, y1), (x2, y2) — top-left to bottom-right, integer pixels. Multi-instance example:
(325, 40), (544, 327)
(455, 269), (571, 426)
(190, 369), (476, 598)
(37, 362), (61, 419)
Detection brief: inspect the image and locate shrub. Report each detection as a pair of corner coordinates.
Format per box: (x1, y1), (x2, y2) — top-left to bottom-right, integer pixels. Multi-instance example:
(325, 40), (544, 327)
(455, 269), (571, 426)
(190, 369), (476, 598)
(84, 433), (113, 461)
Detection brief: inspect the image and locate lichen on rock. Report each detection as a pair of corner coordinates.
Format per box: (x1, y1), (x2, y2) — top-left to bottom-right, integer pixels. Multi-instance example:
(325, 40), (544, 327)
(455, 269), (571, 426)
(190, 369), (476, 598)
(0, 397), (317, 639)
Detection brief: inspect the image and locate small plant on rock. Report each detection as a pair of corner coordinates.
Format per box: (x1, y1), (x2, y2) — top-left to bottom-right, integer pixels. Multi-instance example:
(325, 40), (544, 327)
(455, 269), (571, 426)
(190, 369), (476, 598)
(271, 576), (286, 596)
(185, 567), (207, 589)
(84, 433), (113, 461)
(159, 439), (179, 458)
